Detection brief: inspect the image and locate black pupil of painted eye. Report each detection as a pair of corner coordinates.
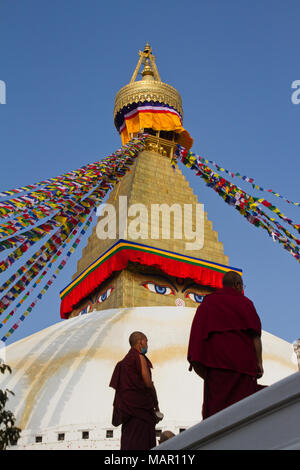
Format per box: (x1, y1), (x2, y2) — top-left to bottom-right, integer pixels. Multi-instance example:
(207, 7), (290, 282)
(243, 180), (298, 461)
(155, 285), (167, 294)
(194, 294), (204, 303)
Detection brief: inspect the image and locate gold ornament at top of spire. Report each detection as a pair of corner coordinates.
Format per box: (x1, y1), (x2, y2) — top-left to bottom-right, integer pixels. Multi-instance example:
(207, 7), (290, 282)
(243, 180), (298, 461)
(113, 43), (183, 122)
(130, 42), (161, 82)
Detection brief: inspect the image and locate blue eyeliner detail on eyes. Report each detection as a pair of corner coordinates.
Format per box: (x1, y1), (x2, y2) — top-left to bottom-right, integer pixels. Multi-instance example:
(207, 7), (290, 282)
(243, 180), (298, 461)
(194, 294), (204, 303)
(155, 285), (167, 294)
(101, 292), (107, 301)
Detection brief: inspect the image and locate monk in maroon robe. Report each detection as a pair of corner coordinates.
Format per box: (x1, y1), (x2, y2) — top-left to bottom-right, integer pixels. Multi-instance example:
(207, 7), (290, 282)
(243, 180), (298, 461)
(109, 331), (161, 450)
(188, 271), (265, 419)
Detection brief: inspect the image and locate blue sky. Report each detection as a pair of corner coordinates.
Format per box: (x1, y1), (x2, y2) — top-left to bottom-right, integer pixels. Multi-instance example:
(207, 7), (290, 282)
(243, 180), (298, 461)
(0, 0), (299, 345)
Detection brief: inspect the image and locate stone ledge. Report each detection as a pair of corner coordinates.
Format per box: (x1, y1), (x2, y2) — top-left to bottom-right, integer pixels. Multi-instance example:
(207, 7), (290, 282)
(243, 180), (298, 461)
(154, 371), (300, 450)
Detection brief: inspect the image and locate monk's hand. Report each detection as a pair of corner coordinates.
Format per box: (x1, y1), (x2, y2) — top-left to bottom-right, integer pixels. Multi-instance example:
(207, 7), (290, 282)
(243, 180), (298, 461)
(256, 362), (264, 378)
(154, 409), (163, 423)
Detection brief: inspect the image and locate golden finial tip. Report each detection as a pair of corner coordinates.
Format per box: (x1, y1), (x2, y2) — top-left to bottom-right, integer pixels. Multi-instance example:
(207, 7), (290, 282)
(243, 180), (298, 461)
(144, 42), (151, 53)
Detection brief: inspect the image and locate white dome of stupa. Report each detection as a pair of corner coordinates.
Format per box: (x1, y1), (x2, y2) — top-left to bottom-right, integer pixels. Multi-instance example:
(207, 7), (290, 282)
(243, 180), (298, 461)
(0, 306), (297, 450)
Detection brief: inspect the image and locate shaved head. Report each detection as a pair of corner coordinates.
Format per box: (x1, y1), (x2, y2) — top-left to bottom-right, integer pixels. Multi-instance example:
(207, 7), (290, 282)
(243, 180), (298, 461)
(223, 271), (242, 286)
(129, 331), (146, 347)
(159, 430), (175, 444)
(222, 271), (244, 293)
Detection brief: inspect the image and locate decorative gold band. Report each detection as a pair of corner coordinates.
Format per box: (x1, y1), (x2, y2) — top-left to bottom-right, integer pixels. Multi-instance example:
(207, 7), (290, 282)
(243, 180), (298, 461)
(114, 80), (183, 122)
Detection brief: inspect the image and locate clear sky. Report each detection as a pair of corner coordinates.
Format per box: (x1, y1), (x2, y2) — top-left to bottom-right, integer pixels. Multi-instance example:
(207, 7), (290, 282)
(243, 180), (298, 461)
(0, 0), (299, 346)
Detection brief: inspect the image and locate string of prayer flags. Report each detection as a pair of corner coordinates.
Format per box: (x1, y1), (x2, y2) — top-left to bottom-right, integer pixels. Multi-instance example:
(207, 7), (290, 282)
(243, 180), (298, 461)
(0, 135), (147, 340)
(176, 145), (300, 207)
(0, 138), (146, 222)
(0, 211), (91, 315)
(0, 181), (117, 313)
(175, 145), (300, 262)
(0, 211), (96, 342)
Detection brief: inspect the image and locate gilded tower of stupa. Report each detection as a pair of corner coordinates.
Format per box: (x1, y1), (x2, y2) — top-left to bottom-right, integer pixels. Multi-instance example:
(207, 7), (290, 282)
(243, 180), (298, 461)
(60, 43), (237, 319)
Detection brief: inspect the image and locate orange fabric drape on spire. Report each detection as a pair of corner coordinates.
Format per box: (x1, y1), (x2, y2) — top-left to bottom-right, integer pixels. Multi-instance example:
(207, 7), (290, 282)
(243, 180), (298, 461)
(120, 106), (193, 150)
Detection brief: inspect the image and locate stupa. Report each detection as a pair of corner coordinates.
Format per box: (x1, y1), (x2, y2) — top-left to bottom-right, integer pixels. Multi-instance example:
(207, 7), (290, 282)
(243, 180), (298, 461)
(59, 42), (232, 320)
(1, 44), (297, 450)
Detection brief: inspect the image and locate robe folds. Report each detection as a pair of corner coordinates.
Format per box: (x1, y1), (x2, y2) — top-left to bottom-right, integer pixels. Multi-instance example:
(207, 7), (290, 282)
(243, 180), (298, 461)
(202, 368), (259, 419)
(188, 286), (264, 418)
(109, 347), (157, 450)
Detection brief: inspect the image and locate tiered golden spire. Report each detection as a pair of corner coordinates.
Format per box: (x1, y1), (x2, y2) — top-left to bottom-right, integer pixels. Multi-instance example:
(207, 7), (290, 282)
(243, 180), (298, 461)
(114, 43), (183, 122)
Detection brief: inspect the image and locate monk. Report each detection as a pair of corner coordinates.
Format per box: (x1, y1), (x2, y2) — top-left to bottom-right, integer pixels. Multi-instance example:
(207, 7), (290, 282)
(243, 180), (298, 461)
(159, 430), (175, 444)
(187, 271), (264, 419)
(109, 331), (161, 450)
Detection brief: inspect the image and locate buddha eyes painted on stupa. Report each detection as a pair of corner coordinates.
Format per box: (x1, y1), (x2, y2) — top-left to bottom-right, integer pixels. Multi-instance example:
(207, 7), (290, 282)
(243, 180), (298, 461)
(140, 278), (206, 304)
(185, 292), (204, 303)
(69, 266), (214, 318)
(77, 286), (114, 314)
(79, 302), (93, 316)
(97, 287), (114, 303)
(142, 282), (174, 297)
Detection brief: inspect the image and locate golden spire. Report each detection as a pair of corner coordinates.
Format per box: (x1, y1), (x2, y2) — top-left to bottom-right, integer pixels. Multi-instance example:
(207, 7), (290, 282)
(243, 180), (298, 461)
(130, 42), (161, 83)
(114, 44), (183, 122)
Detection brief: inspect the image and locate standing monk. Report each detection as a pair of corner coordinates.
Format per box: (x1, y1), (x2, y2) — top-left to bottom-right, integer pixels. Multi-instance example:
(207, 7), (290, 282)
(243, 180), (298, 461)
(187, 271), (264, 419)
(109, 331), (160, 450)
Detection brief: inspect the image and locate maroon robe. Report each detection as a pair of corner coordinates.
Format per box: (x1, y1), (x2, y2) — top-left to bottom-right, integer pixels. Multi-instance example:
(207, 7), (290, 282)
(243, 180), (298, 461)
(187, 286), (263, 418)
(109, 347), (157, 450)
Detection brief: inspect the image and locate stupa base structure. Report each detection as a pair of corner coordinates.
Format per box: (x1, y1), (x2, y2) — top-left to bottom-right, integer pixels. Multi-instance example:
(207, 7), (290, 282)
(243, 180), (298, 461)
(1, 307), (297, 450)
